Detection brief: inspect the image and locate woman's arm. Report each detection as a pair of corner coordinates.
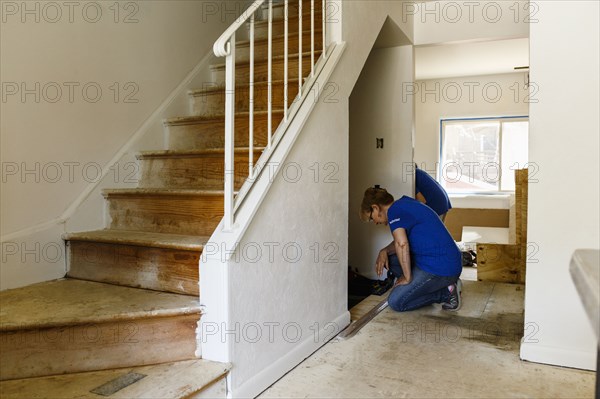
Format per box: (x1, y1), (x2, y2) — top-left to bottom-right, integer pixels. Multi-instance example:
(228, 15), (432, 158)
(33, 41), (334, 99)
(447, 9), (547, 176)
(392, 228), (412, 285)
(375, 240), (395, 276)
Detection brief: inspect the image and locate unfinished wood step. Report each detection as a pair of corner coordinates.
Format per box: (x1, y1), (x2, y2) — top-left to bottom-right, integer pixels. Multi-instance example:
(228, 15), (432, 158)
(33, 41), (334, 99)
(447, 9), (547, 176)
(137, 148), (265, 190)
(190, 80), (300, 116)
(103, 188), (224, 236)
(235, 29), (323, 63)
(64, 230), (210, 295)
(165, 110), (283, 151)
(251, 8), (323, 40)
(260, 0), (324, 20)
(0, 279), (200, 381)
(211, 50), (323, 83)
(0, 359), (230, 399)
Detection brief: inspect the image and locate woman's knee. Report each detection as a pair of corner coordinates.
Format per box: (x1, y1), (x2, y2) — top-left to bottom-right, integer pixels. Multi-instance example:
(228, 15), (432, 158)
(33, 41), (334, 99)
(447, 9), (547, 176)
(388, 288), (410, 312)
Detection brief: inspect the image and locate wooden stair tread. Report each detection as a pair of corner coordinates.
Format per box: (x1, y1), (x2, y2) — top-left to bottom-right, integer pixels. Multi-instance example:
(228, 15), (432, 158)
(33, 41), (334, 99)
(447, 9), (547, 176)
(164, 109), (284, 126)
(0, 359), (230, 399)
(188, 79), (300, 96)
(0, 279), (200, 331)
(210, 50), (323, 70)
(137, 147), (266, 159)
(102, 188), (227, 197)
(63, 230), (210, 251)
(236, 28), (322, 48)
(252, 9), (323, 27)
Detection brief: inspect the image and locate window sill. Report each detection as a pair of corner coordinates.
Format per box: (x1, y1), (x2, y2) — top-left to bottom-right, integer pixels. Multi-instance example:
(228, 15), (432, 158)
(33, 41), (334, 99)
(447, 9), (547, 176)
(449, 193), (512, 209)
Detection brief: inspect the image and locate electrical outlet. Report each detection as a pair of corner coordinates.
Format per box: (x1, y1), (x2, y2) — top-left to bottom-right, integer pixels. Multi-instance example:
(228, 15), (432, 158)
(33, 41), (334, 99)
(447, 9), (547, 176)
(376, 138), (384, 149)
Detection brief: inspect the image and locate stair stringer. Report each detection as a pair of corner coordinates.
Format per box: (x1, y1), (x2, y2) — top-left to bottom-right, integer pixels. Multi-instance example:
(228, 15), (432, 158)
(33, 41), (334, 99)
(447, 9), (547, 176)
(198, 42), (348, 397)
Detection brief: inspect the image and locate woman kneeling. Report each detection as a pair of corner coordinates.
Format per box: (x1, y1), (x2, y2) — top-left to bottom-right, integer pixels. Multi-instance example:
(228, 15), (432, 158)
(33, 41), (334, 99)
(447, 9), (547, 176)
(360, 186), (463, 312)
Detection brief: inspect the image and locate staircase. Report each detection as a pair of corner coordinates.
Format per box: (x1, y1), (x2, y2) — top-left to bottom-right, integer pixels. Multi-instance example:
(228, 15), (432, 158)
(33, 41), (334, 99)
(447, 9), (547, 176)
(0, 1), (324, 397)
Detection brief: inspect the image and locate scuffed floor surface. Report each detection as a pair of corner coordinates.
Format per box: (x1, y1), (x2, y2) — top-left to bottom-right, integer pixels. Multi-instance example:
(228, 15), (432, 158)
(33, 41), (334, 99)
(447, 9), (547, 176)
(260, 281), (595, 398)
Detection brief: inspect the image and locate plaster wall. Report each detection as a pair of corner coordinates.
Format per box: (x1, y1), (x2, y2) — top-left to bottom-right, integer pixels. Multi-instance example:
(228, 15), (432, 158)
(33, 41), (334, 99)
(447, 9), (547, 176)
(520, 0), (599, 370)
(412, 0), (529, 45)
(348, 46), (415, 279)
(0, 0), (247, 289)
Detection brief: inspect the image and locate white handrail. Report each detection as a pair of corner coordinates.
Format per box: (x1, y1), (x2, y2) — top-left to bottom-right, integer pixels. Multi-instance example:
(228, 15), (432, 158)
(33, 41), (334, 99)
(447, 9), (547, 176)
(213, 0), (266, 57)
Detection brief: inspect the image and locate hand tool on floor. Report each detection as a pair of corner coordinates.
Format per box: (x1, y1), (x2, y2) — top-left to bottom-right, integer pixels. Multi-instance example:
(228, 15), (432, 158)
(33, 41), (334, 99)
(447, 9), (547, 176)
(338, 295), (390, 340)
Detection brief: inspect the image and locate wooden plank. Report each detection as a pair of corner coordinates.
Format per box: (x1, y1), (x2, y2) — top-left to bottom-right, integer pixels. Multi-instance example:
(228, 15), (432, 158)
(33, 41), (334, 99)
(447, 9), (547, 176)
(0, 279), (199, 331)
(138, 149), (263, 190)
(445, 208), (509, 241)
(477, 243), (522, 283)
(211, 51), (322, 83)
(0, 359), (230, 399)
(476, 169), (528, 284)
(166, 111), (276, 151)
(515, 168), (528, 283)
(250, 11), (323, 40)
(104, 190), (223, 236)
(349, 295), (385, 321)
(191, 80), (300, 116)
(0, 280), (200, 379)
(67, 241), (201, 295)
(236, 30), (323, 62)
(0, 314), (199, 380)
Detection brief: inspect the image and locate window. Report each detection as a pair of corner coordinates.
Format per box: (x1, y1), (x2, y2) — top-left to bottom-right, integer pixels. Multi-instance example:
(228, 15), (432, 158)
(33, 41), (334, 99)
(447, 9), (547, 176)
(439, 117), (529, 193)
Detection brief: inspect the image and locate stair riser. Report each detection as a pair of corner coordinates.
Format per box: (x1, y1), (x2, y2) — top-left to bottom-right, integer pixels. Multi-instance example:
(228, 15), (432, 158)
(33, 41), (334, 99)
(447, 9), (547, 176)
(67, 241), (200, 295)
(192, 82), (300, 116)
(236, 30), (323, 63)
(0, 314), (198, 381)
(260, 0), (324, 20)
(252, 12), (323, 40)
(139, 153), (261, 190)
(106, 194), (223, 236)
(167, 113), (282, 151)
(211, 54), (320, 83)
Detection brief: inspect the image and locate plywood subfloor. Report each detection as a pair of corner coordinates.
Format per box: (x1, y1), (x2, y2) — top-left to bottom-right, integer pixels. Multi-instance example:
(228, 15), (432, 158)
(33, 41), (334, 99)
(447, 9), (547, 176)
(261, 281), (595, 398)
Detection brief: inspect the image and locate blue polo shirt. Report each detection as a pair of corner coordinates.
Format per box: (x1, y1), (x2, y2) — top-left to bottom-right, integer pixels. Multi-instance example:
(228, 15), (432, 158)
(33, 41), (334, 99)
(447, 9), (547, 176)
(388, 196), (461, 277)
(415, 168), (452, 216)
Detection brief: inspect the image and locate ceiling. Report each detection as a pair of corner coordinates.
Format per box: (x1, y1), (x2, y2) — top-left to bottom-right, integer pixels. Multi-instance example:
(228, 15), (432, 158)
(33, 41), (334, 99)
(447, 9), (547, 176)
(415, 38), (529, 80)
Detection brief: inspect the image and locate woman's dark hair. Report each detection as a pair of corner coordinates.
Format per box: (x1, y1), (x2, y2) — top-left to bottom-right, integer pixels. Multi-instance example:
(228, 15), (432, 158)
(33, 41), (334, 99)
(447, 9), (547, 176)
(359, 186), (394, 222)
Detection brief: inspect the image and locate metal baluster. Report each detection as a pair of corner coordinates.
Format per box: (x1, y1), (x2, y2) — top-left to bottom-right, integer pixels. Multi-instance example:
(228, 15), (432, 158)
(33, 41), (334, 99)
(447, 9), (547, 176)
(224, 35), (236, 231)
(284, 0), (289, 122)
(267, 0), (273, 148)
(249, 14), (255, 179)
(322, 0), (327, 58)
(311, 0), (314, 76)
(298, 0), (302, 97)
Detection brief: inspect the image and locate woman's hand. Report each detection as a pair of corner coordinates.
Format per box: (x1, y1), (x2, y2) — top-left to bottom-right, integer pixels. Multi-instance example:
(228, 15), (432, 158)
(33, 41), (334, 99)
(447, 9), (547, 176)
(394, 275), (412, 286)
(375, 249), (389, 277)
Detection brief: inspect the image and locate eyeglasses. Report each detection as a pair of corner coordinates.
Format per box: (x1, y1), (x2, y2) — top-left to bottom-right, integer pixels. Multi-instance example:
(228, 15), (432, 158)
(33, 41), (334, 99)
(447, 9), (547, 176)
(368, 208), (374, 223)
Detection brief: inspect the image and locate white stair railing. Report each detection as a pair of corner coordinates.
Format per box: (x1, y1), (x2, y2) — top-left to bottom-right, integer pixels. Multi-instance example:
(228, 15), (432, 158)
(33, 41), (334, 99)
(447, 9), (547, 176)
(213, 0), (328, 231)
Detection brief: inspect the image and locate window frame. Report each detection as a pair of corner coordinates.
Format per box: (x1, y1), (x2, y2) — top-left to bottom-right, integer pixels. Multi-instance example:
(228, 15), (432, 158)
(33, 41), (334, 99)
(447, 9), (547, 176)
(438, 115), (529, 195)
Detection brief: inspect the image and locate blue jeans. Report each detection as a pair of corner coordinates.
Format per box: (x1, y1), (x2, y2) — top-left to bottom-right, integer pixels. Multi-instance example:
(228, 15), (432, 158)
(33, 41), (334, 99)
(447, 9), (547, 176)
(387, 254), (459, 312)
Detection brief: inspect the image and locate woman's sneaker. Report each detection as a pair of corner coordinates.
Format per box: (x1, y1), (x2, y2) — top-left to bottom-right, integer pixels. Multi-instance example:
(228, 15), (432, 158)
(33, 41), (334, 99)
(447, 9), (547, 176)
(442, 279), (463, 311)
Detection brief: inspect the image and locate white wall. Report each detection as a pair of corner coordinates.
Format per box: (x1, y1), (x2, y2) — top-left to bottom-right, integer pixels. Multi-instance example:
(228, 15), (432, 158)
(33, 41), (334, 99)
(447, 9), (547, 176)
(414, 72), (529, 179)
(0, 1), (246, 289)
(521, 0), (599, 370)
(349, 46), (414, 279)
(335, 1), (413, 98)
(412, 0), (529, 45)
(199, 3), (416, 397)
(227, 97), (350, 397)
